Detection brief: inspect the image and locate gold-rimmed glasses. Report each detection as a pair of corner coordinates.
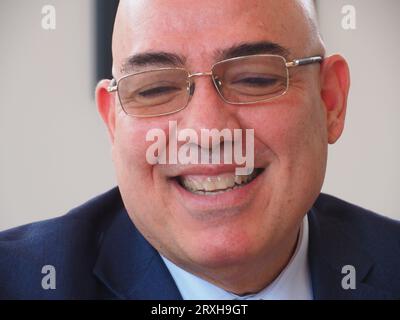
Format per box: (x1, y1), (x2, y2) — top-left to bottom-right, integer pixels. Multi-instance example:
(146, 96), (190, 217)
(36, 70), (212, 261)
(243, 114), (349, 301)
(107, 54), (323, 117)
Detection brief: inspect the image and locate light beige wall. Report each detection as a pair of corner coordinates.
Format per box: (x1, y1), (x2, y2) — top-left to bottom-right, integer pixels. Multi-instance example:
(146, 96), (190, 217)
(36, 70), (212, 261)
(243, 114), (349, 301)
(317, 0), (400, 220)
(0, 0), (399, 231)
(0, 0), (116, 230)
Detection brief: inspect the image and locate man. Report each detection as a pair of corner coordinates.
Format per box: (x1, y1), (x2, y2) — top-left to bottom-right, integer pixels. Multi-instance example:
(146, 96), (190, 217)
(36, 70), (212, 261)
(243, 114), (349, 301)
(0, 0), (399, 300)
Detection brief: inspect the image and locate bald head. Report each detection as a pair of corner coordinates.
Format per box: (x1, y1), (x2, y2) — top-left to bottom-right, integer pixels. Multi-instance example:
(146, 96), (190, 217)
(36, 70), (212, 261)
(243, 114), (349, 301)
(111, 0), (325, 77)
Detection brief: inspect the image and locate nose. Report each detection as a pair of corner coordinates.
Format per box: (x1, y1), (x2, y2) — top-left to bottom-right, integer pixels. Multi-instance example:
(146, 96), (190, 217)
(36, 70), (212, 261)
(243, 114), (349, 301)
(177, 73), (242, 151)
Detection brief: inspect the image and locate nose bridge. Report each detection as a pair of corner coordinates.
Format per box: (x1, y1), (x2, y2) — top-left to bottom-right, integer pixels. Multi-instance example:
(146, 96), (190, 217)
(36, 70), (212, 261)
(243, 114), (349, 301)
(179, 70), (241, 146)
(187, 71), (220, 100)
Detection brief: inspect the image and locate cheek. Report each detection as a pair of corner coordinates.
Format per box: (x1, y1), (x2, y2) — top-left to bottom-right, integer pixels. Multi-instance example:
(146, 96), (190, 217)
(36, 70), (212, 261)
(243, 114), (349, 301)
(111, 117), (169, 219)
(113, 126), (148, 184)
(245, 96), (325, 157)
(111, 116), (175, 213)
(240, 92), (328, 201)
(278, 96), (327, 197)
(113, 117), (169, 180)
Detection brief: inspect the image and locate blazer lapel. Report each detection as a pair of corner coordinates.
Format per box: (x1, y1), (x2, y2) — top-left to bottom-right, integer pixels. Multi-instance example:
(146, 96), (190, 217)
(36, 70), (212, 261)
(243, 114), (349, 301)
(308, 207), (396, 299)
(93, 207), (182, 300)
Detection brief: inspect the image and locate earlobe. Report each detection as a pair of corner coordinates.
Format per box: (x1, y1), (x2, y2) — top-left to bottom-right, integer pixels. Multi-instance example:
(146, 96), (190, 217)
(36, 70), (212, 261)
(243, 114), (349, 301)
(96, 80), (116, 143)
(320, 55), (351, 144)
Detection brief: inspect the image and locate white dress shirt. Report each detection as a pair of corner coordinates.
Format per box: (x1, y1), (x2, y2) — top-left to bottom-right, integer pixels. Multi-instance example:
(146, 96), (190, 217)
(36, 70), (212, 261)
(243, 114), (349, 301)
(162, 215), (313, 300)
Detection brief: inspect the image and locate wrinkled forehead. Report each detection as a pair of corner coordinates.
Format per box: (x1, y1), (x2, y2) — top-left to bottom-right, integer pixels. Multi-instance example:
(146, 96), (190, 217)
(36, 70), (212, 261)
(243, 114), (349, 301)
(112, 0), (319, 76)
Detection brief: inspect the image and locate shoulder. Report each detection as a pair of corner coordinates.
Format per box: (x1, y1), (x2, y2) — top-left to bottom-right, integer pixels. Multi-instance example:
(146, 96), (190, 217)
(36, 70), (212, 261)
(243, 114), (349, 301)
(0, 187), (123, 299)
(310, 193), (400, 295)
(0, 187), (123, 244)
(309, 194), (400, 298)
(312, 193), (400, 240)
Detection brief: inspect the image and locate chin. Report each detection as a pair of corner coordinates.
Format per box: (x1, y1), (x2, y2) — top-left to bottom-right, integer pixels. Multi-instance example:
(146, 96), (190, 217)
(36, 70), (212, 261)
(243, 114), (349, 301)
(180, 225), (263, 269)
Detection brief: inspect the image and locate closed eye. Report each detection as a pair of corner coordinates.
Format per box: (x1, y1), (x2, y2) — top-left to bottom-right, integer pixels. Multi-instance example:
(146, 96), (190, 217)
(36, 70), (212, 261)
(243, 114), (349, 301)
(231, 77), (278, 87)
(138, 86), (181, 98)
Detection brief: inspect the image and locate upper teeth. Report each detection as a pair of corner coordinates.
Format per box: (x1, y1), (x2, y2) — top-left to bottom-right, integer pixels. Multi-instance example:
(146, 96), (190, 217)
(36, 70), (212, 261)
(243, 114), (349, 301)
(179, 170), (260, 193)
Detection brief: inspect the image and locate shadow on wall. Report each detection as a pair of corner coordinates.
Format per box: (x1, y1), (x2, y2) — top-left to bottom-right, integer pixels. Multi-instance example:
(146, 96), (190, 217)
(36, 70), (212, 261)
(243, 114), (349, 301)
(96, 0), (119, 82)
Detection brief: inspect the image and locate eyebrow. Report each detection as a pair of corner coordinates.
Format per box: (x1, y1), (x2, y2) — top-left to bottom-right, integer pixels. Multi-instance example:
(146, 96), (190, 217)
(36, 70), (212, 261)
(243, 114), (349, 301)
(216, 41), (291, 61)
(120, 41), (291, 74)
(121, 52), (186, 74)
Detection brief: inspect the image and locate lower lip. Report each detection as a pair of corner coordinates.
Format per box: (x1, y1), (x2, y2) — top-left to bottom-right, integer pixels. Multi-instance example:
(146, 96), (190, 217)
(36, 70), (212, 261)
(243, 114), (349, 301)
(169, 169), (266, 213)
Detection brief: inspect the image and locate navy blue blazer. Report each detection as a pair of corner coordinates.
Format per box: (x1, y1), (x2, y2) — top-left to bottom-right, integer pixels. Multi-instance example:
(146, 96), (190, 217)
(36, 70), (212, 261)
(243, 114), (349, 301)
(1, 187), (399, 299)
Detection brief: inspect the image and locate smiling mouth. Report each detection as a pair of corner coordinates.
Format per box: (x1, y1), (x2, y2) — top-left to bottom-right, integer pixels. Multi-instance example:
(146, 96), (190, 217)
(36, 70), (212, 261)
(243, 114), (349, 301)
(175, 168), (264, 195)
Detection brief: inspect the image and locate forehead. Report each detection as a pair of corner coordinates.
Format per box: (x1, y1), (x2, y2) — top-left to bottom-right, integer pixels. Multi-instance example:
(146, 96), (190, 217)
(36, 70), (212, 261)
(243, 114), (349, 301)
(113, 0), (313, 70)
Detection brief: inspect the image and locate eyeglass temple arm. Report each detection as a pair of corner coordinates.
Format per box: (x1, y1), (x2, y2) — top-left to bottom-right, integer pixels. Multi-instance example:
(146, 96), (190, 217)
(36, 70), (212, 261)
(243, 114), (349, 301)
(286, 56), (323, 68)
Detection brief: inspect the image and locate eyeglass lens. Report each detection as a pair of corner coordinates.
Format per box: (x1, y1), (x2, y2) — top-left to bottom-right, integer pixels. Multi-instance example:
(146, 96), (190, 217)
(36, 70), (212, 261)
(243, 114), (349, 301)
(117, 55), (288, 117)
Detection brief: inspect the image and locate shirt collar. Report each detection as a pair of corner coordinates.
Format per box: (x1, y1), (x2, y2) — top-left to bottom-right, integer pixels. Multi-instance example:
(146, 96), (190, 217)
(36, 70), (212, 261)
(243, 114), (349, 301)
(162, 215), (313, 300)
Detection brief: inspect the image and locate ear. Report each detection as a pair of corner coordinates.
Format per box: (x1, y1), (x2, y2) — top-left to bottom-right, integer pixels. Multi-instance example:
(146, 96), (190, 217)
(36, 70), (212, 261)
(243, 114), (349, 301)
(320, 54), (350, 144)
(96, 79), (116, 144)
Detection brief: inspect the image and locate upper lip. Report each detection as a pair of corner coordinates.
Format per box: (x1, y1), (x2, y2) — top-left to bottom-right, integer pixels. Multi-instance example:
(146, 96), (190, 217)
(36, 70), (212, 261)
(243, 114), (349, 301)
(163, 163), (267, 178)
